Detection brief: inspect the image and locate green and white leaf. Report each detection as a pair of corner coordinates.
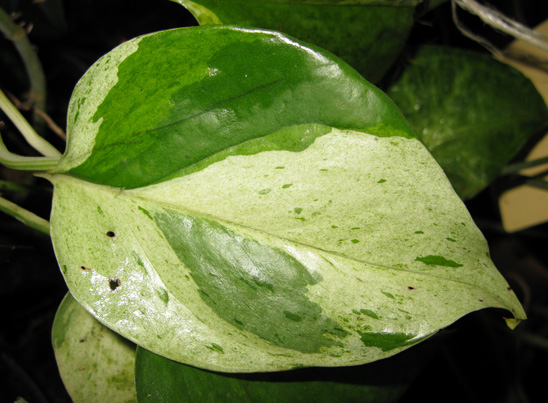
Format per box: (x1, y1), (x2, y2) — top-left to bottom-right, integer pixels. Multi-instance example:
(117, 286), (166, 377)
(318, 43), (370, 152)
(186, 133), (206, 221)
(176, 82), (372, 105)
(46, 26), (524, 373)
(52, 293), (137, 403)
(173, 0), (415, 83)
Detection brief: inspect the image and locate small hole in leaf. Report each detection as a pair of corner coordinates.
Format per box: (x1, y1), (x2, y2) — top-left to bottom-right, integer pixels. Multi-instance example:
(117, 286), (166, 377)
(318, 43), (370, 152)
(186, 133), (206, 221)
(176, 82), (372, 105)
(80, 265), (91, 271)
(478, 299), (484, 302)
(407, 286), (416, 290)
(109, 277), (121, 291)
(106, 231), (116, 238)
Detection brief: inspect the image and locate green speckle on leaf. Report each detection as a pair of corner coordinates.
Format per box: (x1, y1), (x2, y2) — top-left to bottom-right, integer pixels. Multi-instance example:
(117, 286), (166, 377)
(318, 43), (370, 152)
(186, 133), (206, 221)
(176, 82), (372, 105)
(282, 184), (293, 189)
(275, 166), (285, 169)
(351, 239), (360, 244)
(206, 343), (224, 353)
(382, 291), (395, 299)
(294, 207), (303, 214)
(258, 188), (272, 195)
(358, 331), (416, 352)
(156, 288), (169, 304)
(138, 206), (153, 220)
(359, 309), (379, 319)
(377, 179), (387, 183)
(414, 231), (424, 234)
(446, 237), (456, 242)
(416, 255), (463, 268)
(283, 311), (303, 322)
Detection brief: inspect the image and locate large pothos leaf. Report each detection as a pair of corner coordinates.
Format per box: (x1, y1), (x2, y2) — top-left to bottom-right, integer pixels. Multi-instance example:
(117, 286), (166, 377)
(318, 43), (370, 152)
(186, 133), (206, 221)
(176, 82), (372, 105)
(134, 341), (437, 403)
(387, 45), (548, 200)
(172, 0), (416, 83)
(52, 293), (137, 402)
(46, 26), (524, 372)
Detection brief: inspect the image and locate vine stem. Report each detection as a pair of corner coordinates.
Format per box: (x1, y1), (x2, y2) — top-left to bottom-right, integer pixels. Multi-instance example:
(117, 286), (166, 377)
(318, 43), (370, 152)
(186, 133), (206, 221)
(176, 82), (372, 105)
(0, 195), (50, 235)
(501, 156), (548, 175)
(0, 89), (61, 157)
(0, 133), (59, 171)
(452, 0), (548, 55)
(0, 7), (46, 112)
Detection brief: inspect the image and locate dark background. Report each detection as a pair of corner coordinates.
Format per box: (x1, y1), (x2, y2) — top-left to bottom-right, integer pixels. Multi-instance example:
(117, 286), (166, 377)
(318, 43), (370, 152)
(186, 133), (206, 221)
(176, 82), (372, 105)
(1, 0), (547, 402)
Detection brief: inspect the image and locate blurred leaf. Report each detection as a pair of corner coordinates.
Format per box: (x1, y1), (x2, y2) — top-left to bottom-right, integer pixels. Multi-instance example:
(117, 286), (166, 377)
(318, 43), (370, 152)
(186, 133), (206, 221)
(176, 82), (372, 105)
(172, 0), (416, 83)
(52, 293), (137, 403)
(387, 45), (548, 200)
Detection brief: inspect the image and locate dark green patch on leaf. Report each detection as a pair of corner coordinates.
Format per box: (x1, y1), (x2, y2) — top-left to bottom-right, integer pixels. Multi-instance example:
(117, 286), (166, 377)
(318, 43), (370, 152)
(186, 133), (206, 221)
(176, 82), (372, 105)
(416, 255), (463, 268)
(154, 209), (348, 353)
(63, 27), (414, 188)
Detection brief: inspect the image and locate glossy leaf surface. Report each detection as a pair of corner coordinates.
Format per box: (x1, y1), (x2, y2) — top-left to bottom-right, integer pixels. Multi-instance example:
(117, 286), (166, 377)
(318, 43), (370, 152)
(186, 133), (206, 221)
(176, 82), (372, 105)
(173, 0), (415, 83)
(134, 344), (435, 403)
(52, 293), (137, 402)
(48, 27), (525, 372)
(387, 45), (548, 200)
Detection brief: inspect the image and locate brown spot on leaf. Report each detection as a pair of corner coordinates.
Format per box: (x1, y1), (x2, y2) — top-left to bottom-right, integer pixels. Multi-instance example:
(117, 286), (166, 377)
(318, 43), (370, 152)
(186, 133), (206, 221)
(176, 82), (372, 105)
(109, 277), (121, 291)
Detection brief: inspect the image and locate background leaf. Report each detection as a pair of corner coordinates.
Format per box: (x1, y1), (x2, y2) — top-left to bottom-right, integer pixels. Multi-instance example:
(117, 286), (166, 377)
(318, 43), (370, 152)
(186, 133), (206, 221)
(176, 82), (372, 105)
(51, 293), (137, 403)
(134, 339), (439, 403)
(387, 45), (548, 200)
(172, 0), (416, 83)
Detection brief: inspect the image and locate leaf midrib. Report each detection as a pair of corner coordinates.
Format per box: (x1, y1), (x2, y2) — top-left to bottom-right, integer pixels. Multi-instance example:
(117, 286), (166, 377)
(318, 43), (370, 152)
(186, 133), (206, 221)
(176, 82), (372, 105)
(112, 182), (511, 306)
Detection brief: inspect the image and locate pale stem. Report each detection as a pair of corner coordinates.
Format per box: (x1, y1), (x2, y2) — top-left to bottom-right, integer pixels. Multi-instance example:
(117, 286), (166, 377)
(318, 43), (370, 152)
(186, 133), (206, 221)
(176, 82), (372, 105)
(0, 195), (50, 235)
(0, 132), (59, 171)
(0, 7), (46, 112)
(453, 0), (548, 55)
(0, 89), (61, 157)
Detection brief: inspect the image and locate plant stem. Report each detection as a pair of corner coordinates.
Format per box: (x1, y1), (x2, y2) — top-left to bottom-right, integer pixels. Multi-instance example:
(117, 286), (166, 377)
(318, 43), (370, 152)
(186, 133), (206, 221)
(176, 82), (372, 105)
(0, 132), (59, 171)
(0, 195), (50, 235)
(526, 178), (548, 191)
(0, 89), (61, 157)
(0, 7), (46, 112)
(501, 156), (548, 175)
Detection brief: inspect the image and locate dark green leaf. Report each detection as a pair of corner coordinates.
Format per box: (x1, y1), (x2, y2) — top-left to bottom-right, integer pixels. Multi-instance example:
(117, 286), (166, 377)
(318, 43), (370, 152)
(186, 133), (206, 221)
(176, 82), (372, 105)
(387, 45), (548, 199)
(173, 0), (415, 83)
(134, 342), (436, 403)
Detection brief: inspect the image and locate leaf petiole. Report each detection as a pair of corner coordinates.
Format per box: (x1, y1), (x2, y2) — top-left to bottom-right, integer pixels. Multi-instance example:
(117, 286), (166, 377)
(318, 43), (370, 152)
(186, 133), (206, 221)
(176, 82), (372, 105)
(501, 156), (548, 175)
(0, 132), (59, 171)
(0, 89), (61, 157)
(0, 195), (50, 235)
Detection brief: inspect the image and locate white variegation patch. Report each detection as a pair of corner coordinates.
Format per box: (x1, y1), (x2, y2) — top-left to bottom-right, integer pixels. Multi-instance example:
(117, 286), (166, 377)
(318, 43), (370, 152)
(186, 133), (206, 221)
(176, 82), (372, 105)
(48, 128), (525, 372)
(56, 37), (143, 172)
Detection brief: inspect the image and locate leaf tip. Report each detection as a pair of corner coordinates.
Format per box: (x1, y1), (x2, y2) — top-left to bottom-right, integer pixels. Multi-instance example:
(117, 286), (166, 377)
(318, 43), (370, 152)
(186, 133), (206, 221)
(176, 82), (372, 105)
(504, 317), (522, 330)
